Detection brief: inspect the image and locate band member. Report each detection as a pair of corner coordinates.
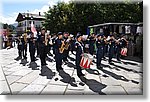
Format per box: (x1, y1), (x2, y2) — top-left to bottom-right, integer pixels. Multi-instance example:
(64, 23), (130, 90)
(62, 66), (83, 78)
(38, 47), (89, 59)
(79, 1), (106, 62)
(8, 34), (13, 48)
(70, 34), (75, 54)
(39, 27), (47, 66)
(102, 35), (107, 60)
(116, 34), (128, 60)
(22, 33), (28, 59)
(89, 33), (96, 55)
(16, 35), (23, 58)
(96, 34), (105, 69)
(51, 33), (57, 59)
(45, 32), (50, 56)
(107, 34), (116, 65)
(28, 33), (36, 62)
(75, 33), (85, 77)
(62, 32), (70, 63)
(35, 31), (41, 57)
(3, 34), (8, 49)
(55, 32), (63, 72)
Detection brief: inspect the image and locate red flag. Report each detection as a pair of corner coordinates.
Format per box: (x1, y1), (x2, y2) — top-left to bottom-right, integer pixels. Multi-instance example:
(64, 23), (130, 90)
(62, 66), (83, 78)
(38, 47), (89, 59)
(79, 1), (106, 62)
(31, 21), (37, 34)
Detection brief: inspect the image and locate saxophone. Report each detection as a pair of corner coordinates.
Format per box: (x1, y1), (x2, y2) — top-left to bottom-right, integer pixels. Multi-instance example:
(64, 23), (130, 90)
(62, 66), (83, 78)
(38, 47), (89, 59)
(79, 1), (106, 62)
(59, 40), (65, 53)
(64, 36), (71, 50)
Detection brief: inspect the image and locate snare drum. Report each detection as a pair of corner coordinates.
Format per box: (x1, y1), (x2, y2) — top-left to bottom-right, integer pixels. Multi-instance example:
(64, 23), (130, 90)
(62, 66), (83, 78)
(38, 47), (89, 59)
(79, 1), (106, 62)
(80, 53), (94, 69)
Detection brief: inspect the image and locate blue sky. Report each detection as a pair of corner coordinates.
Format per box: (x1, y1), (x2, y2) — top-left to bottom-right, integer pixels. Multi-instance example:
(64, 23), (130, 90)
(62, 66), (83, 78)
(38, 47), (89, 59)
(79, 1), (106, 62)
(0, 0), (70, 24)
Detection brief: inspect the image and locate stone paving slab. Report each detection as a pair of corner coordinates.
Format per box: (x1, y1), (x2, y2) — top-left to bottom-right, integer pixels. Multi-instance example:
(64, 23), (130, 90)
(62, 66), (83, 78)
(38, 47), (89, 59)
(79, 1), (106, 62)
(10, 82), (28, 94)
(16, 71), (40, 84)
(0, 81), (11, 94)
(31, 76), (50, 85)
(122, 86), (142, 95)
(18, 84), (45, 95)
(6, 75), (22, 85)
(41, 84), (67, 95)
(101, 86), (127, 95)
(11, 69), (32, 76)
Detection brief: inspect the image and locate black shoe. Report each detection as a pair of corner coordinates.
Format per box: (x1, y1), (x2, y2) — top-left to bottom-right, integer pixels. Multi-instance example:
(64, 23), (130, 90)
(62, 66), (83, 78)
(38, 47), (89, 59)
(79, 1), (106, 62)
(109, 62), (114, 65)
(59, 67), (63, 70)
(97, 66), (103, 70)
(77, 73), (85, 77)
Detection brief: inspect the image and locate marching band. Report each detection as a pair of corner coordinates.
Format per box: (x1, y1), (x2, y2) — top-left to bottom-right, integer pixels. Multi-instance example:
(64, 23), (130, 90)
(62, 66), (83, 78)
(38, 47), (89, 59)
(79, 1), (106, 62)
(4, 28), (129, 78)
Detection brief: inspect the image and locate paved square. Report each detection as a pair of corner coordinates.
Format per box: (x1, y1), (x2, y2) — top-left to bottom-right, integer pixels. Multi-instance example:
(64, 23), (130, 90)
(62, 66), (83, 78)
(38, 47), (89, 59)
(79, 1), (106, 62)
(0, 47), (143, 95)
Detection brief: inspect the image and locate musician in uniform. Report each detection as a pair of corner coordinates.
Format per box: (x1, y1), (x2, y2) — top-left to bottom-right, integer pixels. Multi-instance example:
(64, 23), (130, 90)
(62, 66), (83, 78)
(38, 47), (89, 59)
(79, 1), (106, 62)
(39, 27), (47, 66)
(75, 33), (85, 77)
(51, 33), (57, 59)
(96, 34), (105, 69)
(62, 32), (70, 63)
(116, 34), (128, 60)
(102, 35), (107, 60)
(28, 33), (36, 62)
(55, 32), (63, 72)
(22, 33), (28, 59)
(16, 35), (23, 58)
(89, 33), (96, 55)
(107, 34), (116, 65)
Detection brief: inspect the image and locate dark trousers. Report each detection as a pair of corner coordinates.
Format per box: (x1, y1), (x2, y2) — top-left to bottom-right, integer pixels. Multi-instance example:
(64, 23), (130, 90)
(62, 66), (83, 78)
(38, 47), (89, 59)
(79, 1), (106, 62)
(23, 45), (27, 59)
(35, 42), (40, 56)
(89, 45), (95, 55)
(108, 46), (115, 63)
(4, 41), (7, 49)
(116, 46), (121, 61)
(76, 54), (82, 76)
(63, 50), (69, 61)
(96, 47), (104, 67)
(55, 49), (63, 70)
(40, 45), (47, 66)
(103, 45), (107, 58)
(18, 45), (22, 57)
(29, 47), (35, 62)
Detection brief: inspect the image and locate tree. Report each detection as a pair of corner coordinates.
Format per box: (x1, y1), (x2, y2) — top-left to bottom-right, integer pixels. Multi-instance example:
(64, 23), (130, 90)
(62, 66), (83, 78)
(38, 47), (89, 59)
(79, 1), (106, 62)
(43, 1), (143, 34)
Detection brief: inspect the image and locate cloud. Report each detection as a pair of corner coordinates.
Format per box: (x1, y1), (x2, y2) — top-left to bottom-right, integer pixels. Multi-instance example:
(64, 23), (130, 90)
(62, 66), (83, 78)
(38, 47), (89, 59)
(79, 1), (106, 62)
(0, 0), (72, 24)
(0, 12), (18, 24)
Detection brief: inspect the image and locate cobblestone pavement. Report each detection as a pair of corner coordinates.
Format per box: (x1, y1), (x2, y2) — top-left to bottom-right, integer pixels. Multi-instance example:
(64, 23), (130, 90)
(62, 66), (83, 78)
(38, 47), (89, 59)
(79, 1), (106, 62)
(0, 46), (143, 95)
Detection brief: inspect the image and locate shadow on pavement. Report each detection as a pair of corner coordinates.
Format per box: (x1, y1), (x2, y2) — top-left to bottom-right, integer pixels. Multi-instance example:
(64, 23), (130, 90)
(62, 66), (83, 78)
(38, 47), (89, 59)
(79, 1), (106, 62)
(28, 62), (40, 70)
(101, 68), (129, 82)
(46, 57), (54, 62)
(39, 66), (55, 79)
(85, 68), (100, 75)
(68, 56), (76, 61)
(20, 59), (28, 66)
(67, 62), (76, 68)
(80, 76), (107, 95)
(112, 63), (142, 74)
(59, 70), (77, 87)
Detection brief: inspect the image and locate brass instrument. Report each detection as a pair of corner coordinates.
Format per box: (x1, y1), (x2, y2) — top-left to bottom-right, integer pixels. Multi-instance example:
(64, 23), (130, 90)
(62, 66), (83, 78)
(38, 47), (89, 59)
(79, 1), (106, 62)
(23, 33), (28, 45)
(64, 36), (71, 50)
(59, 41), (65, 53)
(45, 33), (49, 46)
(59, 36), (71, 53)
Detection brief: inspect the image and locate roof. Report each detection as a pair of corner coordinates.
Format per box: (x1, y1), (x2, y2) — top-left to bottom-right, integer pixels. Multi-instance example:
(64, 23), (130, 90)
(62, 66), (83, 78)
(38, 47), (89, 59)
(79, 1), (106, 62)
(16, 13), (45, 22)
(88, 22), (143, 28)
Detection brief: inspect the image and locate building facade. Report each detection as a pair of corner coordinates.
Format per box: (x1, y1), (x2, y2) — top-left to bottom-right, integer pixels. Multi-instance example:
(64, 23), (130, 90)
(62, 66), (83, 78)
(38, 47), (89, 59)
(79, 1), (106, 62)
(16, 12), (45, 34)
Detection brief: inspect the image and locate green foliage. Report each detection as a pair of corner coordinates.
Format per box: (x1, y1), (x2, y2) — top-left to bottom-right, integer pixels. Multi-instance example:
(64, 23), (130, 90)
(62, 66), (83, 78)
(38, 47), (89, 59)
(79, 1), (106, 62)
(43, 1), (143, 34)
